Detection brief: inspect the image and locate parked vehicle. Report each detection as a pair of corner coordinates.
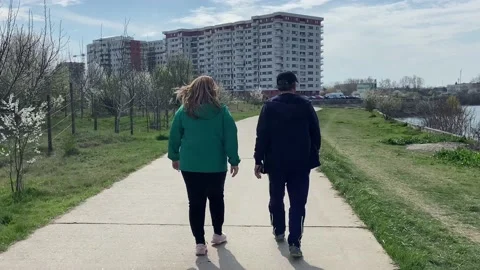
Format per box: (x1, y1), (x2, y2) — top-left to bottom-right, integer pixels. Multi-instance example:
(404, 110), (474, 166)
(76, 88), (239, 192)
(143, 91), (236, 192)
(325, 93), (346, 99)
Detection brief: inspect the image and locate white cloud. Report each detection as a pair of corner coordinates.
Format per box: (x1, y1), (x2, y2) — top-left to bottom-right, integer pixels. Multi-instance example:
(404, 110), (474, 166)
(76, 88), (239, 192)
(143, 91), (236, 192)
(2, 0), (82, 7)
(174, 0), (331, 26)
(56, 9), (162, 39)
(173, 0), (480, 85)
(51, 0), (82, 7)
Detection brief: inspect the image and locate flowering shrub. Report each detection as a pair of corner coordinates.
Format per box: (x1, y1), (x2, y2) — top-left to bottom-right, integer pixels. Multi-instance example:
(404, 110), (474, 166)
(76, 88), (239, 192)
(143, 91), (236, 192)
(0, 94), (46, 194)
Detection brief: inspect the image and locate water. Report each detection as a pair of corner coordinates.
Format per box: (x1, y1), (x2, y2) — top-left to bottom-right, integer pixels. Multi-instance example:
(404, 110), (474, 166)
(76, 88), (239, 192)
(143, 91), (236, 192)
(400, 106), (480, 134)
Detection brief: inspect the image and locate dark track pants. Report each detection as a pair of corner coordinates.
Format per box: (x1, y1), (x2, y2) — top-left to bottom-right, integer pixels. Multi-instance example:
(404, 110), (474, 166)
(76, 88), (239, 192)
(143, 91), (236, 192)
(182, 171), (227, 244)
(268, 170), (310, 247)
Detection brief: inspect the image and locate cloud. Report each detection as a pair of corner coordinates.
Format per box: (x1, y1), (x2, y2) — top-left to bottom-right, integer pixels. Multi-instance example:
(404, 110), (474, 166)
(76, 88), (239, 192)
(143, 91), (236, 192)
(173, 0), (331, 26)
(2, 0), (82, 7)
(55, 9), (162, 38)
(51, 0), (82, 7)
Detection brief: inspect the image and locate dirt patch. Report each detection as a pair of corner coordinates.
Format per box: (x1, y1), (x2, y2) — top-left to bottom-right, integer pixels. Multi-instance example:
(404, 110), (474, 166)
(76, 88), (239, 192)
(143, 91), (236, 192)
(407, 142), (465, 152)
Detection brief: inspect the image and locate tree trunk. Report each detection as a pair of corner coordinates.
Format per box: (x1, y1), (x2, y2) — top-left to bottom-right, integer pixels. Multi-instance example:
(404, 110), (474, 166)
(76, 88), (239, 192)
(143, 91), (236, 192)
(80, 89), (84, 118)
(146, 111), (150, 133)
(46, 94), (53, 155)
(114, 113), (120, 134)
(130, 105), (134, 135)
(70, 82), (76, 135)
(93, 97), (98, 131)
(165, 109), (170, 129)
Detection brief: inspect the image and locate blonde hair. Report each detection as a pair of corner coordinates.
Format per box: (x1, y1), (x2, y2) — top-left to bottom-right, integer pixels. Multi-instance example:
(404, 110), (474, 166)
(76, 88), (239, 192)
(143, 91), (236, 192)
(176, 76), (221, 118)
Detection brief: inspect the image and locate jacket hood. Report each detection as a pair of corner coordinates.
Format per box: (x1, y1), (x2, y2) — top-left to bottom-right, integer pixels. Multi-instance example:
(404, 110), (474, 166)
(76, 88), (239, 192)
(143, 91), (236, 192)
(193, 103), (224, 120)
(267, 93), (309, 121)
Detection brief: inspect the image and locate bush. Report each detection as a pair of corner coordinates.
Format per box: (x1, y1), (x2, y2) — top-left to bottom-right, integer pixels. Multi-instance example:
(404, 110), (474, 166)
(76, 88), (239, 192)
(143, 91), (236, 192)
(363, 94), (376, 112)
(434, 148), (480, 168)
(62, 135), (80, 156)
(156, 133), (169, 141)
(382, 133), (468, 146)
(376, 96), (402, 120)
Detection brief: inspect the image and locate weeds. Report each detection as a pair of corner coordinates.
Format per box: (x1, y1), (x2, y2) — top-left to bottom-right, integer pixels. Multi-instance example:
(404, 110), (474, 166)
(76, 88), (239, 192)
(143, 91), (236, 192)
(435, 148), (480, 168)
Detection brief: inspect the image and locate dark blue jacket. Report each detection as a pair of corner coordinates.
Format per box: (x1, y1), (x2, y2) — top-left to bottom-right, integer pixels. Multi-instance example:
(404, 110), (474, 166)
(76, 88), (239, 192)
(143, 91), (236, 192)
(254, 93), (321, 173)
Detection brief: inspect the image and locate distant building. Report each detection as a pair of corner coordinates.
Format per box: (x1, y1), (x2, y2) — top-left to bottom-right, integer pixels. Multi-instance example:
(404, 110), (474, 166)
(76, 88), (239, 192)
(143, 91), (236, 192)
(86, 12), (325, 95)
(447, 83), (480, 93)
(87, 36), (146, 74)
(356, 82), (377, 97)
(58, 61), (85, 85)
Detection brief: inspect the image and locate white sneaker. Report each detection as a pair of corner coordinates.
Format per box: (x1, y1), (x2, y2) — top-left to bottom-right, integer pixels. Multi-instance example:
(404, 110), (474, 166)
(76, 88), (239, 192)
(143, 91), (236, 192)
(211, 234), (227, 245)
(196, 244), (208, 256)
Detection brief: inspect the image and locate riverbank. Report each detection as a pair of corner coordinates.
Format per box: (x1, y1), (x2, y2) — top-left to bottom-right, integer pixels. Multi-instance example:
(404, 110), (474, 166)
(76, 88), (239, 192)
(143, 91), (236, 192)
(319, 108), (480, 269)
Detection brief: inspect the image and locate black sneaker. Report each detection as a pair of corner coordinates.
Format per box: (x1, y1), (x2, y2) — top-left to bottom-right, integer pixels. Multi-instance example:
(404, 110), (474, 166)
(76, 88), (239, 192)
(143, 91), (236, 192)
(274, 233), (285, 242)
(289, 245), (303, 258)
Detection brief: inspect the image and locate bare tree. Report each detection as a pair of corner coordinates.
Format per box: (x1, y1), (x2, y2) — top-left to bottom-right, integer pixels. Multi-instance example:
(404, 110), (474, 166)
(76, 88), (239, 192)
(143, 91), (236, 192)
(471, 74), (480, 83)
(419, 96), (474, 136)
(0, 1), (67, 195)
(376, 96), (402, 120)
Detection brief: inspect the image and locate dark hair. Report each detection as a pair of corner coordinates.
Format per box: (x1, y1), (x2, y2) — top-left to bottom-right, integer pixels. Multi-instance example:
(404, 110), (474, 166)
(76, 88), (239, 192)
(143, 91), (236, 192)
(277, 81), (295, 91)
(276, 71), (298, 91)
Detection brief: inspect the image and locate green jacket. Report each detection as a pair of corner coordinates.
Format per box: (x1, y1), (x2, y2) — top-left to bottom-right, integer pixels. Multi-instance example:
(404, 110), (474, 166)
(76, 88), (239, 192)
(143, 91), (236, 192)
(168, 104), (240, 173)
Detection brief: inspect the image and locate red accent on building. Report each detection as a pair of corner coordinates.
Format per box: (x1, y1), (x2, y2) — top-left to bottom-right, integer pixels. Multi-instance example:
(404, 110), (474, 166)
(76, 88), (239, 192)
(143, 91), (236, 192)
(130, 40), (142, 71)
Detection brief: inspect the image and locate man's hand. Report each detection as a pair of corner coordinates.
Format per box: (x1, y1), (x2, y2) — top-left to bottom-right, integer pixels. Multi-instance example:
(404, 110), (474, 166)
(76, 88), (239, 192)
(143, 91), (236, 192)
(254, 165), (263, 179)
(230, 166), (239, 177)
(172, 161), (180, 171)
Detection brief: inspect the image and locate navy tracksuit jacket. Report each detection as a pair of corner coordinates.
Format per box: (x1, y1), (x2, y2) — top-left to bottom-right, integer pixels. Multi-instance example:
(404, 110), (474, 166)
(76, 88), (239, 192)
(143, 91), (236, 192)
(253, 93), (321, 247)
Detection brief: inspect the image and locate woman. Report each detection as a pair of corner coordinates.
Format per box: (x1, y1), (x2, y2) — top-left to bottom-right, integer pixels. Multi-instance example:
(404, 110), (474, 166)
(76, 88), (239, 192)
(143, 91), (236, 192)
(168, 76), (240, 256)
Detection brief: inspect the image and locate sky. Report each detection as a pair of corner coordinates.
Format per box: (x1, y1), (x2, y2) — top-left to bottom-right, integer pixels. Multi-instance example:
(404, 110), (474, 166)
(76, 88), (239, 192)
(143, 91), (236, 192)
(1, 0), (480, 86)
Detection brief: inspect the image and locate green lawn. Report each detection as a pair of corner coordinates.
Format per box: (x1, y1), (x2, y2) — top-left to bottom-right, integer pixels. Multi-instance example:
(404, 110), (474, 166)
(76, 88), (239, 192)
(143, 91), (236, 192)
(0, 103), (259, 252)
(319, 108), (480, 269)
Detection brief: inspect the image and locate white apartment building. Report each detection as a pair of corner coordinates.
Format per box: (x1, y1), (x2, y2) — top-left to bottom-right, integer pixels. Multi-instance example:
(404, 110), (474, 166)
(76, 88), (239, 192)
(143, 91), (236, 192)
(163, 12), (324, 94)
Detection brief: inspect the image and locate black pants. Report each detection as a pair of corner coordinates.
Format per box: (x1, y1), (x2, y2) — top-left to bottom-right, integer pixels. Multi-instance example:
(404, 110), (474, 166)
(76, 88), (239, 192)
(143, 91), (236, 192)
(182, 171), (227, 244)
(268, 170), (310, 247)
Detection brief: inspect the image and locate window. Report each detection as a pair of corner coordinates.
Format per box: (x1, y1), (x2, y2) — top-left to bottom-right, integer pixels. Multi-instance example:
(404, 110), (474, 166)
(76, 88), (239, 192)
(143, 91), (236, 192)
(308, 84), (314, 87)
(308, 71), (314, 75)
(308, 78), (314, 81)
(308, 65), (314, 68)
(292, 37), (298, 41)
(292, 57), (297, 61)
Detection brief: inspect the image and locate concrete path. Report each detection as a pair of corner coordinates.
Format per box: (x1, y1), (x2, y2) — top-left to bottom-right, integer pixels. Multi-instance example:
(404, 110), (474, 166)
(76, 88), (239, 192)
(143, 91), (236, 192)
(0, 116), (395, 270)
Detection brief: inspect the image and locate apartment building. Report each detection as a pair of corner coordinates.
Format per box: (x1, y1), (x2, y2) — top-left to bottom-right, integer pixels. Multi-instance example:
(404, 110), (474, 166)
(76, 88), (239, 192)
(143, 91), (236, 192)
(87, 36), (167, 74)
(163, 12), (324, 94)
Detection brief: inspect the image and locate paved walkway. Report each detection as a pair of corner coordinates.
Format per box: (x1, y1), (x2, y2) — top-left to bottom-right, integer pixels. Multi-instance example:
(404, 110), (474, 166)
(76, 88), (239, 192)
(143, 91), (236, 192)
(0, 116), (395, 270)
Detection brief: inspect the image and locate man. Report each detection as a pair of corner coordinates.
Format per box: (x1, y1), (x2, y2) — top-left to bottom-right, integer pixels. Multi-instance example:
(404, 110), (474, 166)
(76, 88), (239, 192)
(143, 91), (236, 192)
(253, 71), (321, 258)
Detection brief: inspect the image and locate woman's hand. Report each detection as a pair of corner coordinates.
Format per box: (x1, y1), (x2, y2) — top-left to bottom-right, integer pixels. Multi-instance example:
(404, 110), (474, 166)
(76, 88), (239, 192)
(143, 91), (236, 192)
(172, 161), (180, 171)
(230, 166), (239, 177)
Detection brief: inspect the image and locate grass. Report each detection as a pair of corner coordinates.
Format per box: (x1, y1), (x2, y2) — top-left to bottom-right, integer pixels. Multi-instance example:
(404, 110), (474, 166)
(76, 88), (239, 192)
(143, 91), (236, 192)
(0, 103), (259, 253)
(319, 108), (480, 269)
(382, 133), (468, 146)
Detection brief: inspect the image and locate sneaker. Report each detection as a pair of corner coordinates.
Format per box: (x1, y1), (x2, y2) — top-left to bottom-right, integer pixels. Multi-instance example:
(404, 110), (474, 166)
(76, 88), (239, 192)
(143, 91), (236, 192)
(289, 245), (303, 258)
(274, 233), (285, 242)
(196, 244), (208, 256)
(211, 234), (227, 245)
